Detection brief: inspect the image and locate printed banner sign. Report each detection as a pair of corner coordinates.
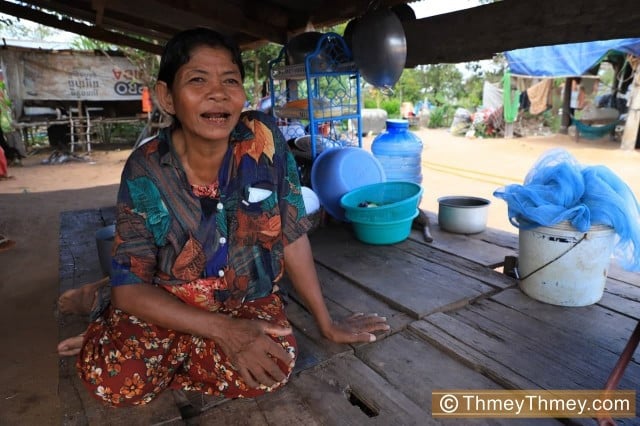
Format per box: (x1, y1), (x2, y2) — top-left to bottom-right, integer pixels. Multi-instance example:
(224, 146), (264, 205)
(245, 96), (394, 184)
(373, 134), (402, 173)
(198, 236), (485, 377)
(21, 51), (145, 101)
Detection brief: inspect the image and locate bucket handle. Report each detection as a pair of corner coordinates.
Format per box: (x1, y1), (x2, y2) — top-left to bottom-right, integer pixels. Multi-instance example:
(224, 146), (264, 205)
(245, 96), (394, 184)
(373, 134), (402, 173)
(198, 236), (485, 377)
(517, 233), (587, 281)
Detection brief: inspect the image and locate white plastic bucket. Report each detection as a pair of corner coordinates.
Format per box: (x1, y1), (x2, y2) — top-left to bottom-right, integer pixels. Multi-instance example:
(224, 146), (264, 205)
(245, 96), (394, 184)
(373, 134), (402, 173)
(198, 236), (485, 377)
(518, 221), (615, 307)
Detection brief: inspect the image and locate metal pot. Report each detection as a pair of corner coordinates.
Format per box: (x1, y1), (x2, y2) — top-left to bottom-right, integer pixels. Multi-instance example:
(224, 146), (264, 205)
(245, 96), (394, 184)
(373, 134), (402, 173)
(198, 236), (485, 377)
(286, 31), (323, 64)
(437, 196), (490, 234)
(391, 3), (416, 22)
(351, 7), (406, 88)
(343, 18), (358, 53)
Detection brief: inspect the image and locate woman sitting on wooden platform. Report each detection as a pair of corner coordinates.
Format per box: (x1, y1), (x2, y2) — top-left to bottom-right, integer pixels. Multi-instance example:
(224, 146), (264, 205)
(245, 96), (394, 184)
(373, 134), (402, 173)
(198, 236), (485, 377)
(59, 28), (388, 407)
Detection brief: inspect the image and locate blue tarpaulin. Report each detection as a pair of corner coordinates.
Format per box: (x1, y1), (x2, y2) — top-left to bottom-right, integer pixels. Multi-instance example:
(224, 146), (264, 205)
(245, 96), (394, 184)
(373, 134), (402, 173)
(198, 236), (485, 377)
(505, 38), (640, 77)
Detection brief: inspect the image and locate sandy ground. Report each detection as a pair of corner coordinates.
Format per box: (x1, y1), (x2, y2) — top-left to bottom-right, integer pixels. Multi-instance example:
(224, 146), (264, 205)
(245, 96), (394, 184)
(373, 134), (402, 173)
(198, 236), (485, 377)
(0, 129), (639, 424)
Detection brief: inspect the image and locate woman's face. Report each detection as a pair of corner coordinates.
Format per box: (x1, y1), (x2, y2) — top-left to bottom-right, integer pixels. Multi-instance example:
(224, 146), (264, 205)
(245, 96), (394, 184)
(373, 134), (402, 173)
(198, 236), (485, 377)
(159, 45), (246, 145)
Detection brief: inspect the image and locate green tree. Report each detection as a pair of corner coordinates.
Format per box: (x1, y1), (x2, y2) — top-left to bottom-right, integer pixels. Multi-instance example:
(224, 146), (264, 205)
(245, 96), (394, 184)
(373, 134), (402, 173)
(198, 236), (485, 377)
(459, 74), (484, 110)
(71, 36), (117, 52)
(242, 43), (282, 107)
(363, 64), (465, 114)
(419, 64), (465, 105)
(242, 23), (347, 109)
(0, 14), (56, 40)
(0, 81), (12, 132)
(394, 68), (423, 104)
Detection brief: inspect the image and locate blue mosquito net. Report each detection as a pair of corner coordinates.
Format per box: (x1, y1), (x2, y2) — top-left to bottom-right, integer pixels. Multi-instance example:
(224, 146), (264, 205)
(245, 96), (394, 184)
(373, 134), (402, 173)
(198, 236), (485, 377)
(494, 148), (640, 271)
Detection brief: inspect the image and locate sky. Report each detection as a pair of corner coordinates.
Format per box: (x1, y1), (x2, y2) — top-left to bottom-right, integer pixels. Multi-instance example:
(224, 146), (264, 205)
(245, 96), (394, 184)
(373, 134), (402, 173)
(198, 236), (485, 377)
(410, 0), (482, 19)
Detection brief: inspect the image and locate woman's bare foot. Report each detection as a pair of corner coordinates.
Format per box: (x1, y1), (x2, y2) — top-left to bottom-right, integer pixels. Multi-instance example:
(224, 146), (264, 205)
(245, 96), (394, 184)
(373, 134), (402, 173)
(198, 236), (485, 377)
(57, 334), (85, 357)
(58, 277), (109, 315)
(0, 236), (15, 252)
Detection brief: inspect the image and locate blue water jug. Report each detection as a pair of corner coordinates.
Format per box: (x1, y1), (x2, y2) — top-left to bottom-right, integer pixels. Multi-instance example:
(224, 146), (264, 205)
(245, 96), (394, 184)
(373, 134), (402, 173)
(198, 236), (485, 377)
(371, 119), (423, 184)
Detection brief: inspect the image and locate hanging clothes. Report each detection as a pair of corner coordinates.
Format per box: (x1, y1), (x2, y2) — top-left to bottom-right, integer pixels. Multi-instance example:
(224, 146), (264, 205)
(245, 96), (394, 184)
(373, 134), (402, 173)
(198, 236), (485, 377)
(0, 146), (7, 178)
(502, 71), (520, 123)
(482, 80), (503, 110)
(526, 79), (553, 115)
(519, 91), (531, 110)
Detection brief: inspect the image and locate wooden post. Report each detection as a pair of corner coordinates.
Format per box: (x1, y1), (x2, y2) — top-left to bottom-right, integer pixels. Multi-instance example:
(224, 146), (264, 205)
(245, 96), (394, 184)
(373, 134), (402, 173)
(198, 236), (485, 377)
(621, 69), (640, 150)
(70, 100), (87, 152)
(504, 122), (514, 138)
(559, 77), (573, 134)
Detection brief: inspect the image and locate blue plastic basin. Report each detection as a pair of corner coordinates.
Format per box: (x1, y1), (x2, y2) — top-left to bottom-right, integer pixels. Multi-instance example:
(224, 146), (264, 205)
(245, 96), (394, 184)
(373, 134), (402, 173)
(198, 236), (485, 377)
(310, 147), (386, 221)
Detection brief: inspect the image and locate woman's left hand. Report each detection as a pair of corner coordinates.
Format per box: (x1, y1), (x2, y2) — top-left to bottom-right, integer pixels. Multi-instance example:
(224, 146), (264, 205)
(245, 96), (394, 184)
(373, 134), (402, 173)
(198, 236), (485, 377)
(321, 313), (390, 344)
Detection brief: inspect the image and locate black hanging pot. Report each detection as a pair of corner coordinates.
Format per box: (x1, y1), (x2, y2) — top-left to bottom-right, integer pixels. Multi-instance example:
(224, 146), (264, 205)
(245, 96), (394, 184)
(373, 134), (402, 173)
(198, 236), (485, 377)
(343, 18), (358, 54)
(351, 7), (407, 89)
(391, 3), (416, 22)
(286, 31), (324, 64)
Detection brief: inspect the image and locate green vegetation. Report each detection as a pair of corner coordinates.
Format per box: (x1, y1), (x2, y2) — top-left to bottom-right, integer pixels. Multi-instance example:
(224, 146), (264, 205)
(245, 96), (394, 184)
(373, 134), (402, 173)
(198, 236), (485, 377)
(0, 81), (12, 133)
(96, 121), (147, 145)
(0, 14), (57, 39)
(427, 105), (456, 129)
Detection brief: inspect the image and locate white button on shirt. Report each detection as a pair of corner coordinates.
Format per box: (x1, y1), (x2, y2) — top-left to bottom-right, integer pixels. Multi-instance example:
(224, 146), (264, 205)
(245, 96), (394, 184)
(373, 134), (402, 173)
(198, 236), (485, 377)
(219, 237), (226, 245)
(218, 269), (225, 277)
(216, 202), (224, 211)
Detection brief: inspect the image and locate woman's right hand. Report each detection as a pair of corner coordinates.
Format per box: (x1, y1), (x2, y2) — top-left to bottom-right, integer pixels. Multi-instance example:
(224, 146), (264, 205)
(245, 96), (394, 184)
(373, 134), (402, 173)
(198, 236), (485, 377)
(112, 285), (294, 388)
(214, 318), (294, 389)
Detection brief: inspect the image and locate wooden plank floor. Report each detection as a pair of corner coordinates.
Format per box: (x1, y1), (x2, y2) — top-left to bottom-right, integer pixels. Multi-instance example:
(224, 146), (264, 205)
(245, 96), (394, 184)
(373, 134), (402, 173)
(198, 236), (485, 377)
(410, 293), (640, 426)
(59, 208), (640, 425)
(310, 225), (513, 319)
(58, 207), (184, 425)
(420, 211), (518, 267)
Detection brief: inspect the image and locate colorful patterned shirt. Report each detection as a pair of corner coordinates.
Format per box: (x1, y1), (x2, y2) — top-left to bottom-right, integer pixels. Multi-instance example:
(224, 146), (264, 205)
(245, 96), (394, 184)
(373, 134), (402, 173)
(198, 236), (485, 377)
(111, 110), (312, 308)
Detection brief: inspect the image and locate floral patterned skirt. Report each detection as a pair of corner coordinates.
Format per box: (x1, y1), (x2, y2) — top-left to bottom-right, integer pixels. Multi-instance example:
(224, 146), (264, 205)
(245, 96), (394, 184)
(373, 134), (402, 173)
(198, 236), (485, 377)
(76, 289), (296, 407)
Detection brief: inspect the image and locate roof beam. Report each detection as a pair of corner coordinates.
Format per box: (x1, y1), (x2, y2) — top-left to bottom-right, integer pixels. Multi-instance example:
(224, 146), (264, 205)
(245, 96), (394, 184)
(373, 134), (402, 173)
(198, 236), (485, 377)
(0, 1), (163, 53)
(404, 0), (640, 66)
(105, 0), (287, 44)
(5, 0), (174, 44)
(281, 0), (409, 34)
(90, 0), (105, 26)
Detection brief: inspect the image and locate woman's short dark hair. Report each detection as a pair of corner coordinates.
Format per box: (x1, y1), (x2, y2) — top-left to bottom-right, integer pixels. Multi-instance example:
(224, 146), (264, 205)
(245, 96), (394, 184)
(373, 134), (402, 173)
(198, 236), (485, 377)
(157, 28), (245, 88)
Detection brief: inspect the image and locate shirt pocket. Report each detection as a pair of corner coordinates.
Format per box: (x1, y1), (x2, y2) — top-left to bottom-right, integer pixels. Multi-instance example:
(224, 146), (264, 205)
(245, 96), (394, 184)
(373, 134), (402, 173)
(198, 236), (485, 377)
(235, 181), (281, 249)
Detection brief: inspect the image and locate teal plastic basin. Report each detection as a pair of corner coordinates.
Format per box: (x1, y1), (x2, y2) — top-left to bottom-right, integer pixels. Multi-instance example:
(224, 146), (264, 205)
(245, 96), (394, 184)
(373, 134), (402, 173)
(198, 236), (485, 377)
(340, 181), (423, 223)
(351, 210), (418, 245)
